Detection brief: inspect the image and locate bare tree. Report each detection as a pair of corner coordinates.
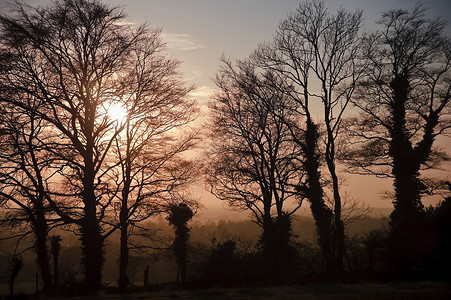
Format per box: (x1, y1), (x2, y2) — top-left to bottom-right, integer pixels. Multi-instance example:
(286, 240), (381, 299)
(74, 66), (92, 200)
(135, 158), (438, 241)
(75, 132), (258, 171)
(0, 94), (59, 292)
(206, 57), (304, 271)
(102, 31), (199, 289)
(0, 0), (198, 292)
(254, 0), (365, 272)
(0, 1), (127, 290)
(346, 4), (451, 272)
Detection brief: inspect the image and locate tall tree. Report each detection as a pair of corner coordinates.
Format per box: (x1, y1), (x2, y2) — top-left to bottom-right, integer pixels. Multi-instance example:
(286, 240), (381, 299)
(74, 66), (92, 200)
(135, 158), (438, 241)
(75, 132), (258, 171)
(206, 57), (304, 272)
(346, 4), (451, 272)
(104, 31), (199, 290)
(0, 0), (198, 292)
(0, 1), (126, 290)
(0, 94), (57, 292)
(254, 0), (365, 271)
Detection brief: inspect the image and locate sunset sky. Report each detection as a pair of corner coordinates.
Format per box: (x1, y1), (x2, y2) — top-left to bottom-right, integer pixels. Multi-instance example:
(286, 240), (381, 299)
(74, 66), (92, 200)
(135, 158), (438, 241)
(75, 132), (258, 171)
(113, 0), (451, 212)
(1, 0), (450, 213)
(110, 0), (451, 108)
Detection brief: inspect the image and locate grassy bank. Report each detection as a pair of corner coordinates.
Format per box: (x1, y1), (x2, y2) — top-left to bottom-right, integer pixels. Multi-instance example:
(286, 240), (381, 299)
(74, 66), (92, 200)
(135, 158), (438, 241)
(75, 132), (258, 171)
(2, 281), (446, 300)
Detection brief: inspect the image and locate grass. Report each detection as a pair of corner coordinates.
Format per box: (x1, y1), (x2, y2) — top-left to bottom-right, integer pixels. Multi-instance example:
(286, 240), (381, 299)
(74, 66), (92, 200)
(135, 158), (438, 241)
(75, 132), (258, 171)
(1, 281), (450, 299)
(0, 281), (37, 296)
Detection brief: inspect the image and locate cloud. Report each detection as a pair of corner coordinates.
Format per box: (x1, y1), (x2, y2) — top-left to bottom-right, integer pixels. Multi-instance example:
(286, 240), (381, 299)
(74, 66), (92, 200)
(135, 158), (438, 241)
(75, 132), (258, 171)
(189, 85), (216, 106)
(161, 32), (206, 51)
(113, 20), (137, 26)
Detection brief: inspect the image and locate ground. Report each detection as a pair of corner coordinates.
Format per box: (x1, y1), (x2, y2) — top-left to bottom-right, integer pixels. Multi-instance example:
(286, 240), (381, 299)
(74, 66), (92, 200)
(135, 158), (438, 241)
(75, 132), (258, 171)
(2, 281), (449, 299)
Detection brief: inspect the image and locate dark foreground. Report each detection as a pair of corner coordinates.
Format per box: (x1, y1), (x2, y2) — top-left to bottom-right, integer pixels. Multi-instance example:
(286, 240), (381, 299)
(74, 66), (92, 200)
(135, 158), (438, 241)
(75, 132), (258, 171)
(2, 281), (450, 299)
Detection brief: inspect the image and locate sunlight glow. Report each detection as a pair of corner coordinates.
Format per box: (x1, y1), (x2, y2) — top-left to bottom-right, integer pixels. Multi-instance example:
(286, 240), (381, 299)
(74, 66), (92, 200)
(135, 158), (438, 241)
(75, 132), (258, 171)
(108, 102), (128, 123)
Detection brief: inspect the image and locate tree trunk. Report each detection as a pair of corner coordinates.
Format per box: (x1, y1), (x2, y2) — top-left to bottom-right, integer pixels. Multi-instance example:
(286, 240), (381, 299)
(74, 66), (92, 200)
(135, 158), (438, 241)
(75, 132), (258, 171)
(81, 211), (103, 293)
(388, 75), (426, 272)
(333, 189), (345, 273)
(180, 250), (187, 282)
(118, 207), (129, 290)
(79, 113), (104, 293)
(81, 168), (103, 293)
(302, 119), (334, 272)
(34, 216), (52, 292)
(119, 158), (132, 290)
(326, 142), (345, 273)
(50, 236), (61, 287)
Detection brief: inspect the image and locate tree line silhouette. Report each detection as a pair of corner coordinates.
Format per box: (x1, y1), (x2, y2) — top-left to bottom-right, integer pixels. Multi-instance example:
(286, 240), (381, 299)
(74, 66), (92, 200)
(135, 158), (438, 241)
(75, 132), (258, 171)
(0, 0), (450, 297)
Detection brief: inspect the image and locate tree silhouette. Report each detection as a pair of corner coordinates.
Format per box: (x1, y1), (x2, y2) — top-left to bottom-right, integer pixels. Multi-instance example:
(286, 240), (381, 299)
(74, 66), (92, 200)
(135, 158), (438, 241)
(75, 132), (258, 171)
(346, 4), (451, 273)
(429, 184), (451, 275)
(206, 240), (237, 284)
(50, 235), (62, 287)
(207, 57), (304, 272)
(167, 203), (194, 282)
(0, 0), (127, 290)
(98, 26), (199, 291)
(9, 256), (23, 296)
(0, 98), (57, 292)
(254, 0), (365, 272)
(0, 0), (198, 292)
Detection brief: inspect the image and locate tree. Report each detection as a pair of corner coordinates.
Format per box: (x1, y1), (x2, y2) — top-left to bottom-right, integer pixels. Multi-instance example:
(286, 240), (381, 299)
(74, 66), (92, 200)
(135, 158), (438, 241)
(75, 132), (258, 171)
(429, 183), (451, 275)
(254, 0), (365, 271)
(0, 0), (199, 292)
(105, 31), (199, 289)
(9, 256), (23, 296)
(0, 0), (126, 290)
(0, 96), (57, 292)
(50, 235), (62, 287)
(206, 57), (304, 272)
(346, 4), (451, 272)
(167, 203), (194, 282)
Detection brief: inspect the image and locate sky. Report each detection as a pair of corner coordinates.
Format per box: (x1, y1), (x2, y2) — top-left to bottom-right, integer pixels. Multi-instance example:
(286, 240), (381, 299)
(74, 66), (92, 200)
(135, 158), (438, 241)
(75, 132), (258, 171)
(106, 0), (451, 213)
(108, 0), (451, 107)
(1, 0), (450, 215)
(2, 0), (450, 106)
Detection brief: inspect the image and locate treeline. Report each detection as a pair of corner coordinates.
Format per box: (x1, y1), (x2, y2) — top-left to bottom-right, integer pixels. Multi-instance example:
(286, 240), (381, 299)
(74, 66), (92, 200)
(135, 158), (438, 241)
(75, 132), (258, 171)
(205, 0), (451, 285)
(0, 0), (450, 297)
(0, 216), (388, 286)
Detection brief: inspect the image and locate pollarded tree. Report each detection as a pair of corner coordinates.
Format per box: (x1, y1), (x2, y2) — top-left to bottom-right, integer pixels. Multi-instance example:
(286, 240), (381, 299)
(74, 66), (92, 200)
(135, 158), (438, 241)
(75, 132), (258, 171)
(206, 57), (304, 273)
(346, 4), (451, 272)
(254, 0), (365, 271)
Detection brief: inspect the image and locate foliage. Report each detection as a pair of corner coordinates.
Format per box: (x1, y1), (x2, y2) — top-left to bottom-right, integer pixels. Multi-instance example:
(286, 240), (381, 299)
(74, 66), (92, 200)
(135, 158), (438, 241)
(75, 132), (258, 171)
(345, 3), (451, 273)
(167, 203), (194, 282)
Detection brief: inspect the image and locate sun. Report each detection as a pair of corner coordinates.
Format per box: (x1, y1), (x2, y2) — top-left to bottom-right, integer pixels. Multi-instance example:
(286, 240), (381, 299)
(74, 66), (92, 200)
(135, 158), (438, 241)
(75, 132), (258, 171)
(107, 102), (128, 123)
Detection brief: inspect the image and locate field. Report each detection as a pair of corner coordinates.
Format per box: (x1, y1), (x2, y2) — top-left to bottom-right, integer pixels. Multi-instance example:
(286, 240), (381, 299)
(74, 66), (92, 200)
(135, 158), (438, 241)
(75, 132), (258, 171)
(1, 281), (450, 299)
